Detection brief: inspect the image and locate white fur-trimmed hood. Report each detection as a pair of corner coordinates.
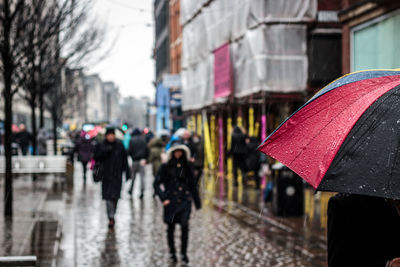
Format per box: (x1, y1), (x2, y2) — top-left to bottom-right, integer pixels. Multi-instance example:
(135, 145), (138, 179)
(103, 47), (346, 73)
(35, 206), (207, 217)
(166, 144), (191, 160)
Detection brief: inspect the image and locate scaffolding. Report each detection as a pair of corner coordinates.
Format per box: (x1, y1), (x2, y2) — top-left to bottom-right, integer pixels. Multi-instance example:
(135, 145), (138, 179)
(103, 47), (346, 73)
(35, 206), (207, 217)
(181, 0), (316, 111)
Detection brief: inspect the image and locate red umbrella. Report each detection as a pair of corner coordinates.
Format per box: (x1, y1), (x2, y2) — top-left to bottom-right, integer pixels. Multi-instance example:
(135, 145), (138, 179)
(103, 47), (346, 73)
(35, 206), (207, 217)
(258, 69), (400, 199)
(12, 124), (20, 133)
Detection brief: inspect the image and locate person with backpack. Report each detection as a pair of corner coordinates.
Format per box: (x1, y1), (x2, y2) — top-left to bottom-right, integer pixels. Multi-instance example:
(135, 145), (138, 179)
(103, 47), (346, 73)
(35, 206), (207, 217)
(154, 142), (201, 264)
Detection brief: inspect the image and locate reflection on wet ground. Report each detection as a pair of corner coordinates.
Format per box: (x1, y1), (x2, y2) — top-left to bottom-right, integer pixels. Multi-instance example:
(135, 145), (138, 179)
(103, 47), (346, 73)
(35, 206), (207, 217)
(0, 176), (53, 257)
(52, 165), (327, 267)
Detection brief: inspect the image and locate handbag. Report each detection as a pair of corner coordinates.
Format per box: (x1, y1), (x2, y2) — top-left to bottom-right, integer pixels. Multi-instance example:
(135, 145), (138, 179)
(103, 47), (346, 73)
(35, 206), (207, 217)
(92, 161), (104, 183)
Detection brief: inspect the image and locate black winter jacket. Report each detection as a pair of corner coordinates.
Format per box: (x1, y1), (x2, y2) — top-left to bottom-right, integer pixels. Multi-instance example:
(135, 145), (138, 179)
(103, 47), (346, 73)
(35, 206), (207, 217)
(155, 158), (201, 224)
(94, 139), (130, 200)
(128, 136), (149, 161)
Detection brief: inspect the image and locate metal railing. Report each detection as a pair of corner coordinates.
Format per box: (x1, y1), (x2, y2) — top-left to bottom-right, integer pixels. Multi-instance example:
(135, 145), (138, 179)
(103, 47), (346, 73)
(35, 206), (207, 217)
(0, 156), (67, 174)
(0, 256), (37, 266)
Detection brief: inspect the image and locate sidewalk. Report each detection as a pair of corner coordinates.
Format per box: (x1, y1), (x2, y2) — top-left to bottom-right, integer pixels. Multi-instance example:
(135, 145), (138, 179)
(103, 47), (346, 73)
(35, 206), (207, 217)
(202, 172), (328, 263)
(0, 175), (61, 266)
(0, 176), (52, 255)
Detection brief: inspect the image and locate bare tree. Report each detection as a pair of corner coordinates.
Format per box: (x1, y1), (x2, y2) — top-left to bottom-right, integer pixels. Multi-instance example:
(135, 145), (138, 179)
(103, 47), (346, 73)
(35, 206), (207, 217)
(0, 0), (34, 217)
(42, 1), (106, 154)
(18, 0), (104, 155)
(0, 0), (106, 216)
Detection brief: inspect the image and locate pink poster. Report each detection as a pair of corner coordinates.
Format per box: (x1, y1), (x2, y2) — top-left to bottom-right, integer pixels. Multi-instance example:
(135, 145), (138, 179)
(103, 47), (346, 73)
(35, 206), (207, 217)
(214, 43), (232, 99)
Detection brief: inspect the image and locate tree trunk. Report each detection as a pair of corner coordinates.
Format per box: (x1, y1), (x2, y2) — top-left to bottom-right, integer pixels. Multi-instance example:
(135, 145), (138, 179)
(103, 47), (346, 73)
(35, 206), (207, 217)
(3, 72), (13, 217)
(30, 101), (37, 155)
(39, 90), (44, 128)
(52, 115), (58, 155)
(2, 0), (14, 217)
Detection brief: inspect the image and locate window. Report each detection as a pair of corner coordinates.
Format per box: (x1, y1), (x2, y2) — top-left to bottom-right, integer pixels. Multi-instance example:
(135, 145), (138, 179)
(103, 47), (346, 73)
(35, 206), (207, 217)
(352, 10), (400, 71)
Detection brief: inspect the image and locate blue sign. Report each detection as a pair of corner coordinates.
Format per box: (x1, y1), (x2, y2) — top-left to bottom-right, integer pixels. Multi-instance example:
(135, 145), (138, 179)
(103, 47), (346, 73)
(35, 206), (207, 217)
(156, 83), (170, 108)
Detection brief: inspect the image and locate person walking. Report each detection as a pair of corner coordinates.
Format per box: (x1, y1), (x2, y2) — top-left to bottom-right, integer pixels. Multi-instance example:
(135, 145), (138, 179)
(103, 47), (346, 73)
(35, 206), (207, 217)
(192, 133), (204, 184)
(75, 131), (94, 184)
(93, 128), (130, 228)
(182, 130), (196, 162)
(154, 142), (201, 264)
(148, 135), (167, 196)
(37, 128), (48, 155)
(16, 124), (31, 155)
(230, 126), (247, 186)
(128, 128), (149, 199)
(245, 136), (262, 189)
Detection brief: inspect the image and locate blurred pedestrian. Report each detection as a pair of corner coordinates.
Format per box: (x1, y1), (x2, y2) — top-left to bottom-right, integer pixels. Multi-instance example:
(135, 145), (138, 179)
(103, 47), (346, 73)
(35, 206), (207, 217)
(75, 131), (94, 184)
(122, 128), (131, 150)
(245, 136), (262, 189)
(37, 128), (48, 155)
(128, 128), (149, 199)
(145, 129), (154, 143)
(148, 134), (167, 197)
(182, 130), (196, 162)
(154, 142), (201, 264)
(192, 133), (204, 184)
(93, 128), (130, 228)
(16, 124), (31, 155)
(230, 126), (247, 186)
(328, 193), (400, 267)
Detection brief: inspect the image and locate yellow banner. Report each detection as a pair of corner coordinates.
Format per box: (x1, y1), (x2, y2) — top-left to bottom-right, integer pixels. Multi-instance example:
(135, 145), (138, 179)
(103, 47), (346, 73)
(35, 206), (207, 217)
(227, 116), (233, 181)
(249, 107), (254, 137)
(202, 111), (214, 170)
(197, 114), (202, 136)
(254, 122), (260, 138)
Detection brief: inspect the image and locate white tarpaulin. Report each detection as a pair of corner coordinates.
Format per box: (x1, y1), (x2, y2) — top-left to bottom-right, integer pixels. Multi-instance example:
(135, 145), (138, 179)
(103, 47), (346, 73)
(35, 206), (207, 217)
(181, 0), (315, 111)
(233, 25), (308, 98)
(181, 55), (214, 111)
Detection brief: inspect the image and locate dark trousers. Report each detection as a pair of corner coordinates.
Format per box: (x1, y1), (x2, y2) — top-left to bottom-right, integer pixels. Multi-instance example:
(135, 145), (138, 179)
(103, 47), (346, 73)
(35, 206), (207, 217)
(233, 154), (247, 185)
(194, 167), (203, 185)
(81, 161), (88, 181)
(21, 145), (29, 156)
(106, 199), (118, 220)
(167, 222), (189, 256)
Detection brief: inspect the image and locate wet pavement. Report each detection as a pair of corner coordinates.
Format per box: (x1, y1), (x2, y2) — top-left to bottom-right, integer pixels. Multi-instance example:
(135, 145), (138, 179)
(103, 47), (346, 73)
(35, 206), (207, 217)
(0, 175), (53, 257)
(52, 164), (327, 267)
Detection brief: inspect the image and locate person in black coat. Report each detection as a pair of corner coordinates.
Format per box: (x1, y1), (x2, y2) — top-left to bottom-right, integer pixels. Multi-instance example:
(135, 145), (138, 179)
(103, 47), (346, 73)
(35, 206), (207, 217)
(75, 131), (94, 183)
(245, 136), (262, 189)
(93, 128), (130, 228)
(154, 142), (201, 264)
(230, 126), (247, 186)
(328, 193), (400, 267)
(16, 124), (31, 155)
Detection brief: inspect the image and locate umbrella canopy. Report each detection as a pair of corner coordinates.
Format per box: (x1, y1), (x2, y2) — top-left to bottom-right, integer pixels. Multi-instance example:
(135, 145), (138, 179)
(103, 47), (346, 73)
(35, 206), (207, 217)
(258, 69), (400, 199)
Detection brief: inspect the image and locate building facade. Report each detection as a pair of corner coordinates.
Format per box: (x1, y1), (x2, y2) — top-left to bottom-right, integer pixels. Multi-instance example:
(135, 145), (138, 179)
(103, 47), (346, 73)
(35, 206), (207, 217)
(103, 81), (121, 125)
(84, 74), (106, 123)
(339, 0), (400, 74)
(120, 96), (149, 130)
(177, 0), (342, 184)
(64, 68), (86, 129)
(154, 0), (171, 132)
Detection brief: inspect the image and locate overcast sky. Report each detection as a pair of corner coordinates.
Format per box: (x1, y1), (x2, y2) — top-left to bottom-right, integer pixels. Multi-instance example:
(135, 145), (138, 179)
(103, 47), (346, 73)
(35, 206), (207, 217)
(90, 0), (155, 99)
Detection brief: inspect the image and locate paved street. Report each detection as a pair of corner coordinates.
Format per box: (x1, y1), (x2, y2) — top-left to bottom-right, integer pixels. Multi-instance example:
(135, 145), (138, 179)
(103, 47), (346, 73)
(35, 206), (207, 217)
(49, 164), (328, 267)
